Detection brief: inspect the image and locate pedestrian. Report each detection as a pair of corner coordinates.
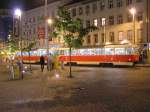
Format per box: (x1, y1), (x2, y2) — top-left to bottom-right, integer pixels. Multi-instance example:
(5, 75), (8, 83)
(60, 60), (64, 70)
(8, 59), (14, 80)
(16, 59), (24, 80)
(40, 55), (45, 72)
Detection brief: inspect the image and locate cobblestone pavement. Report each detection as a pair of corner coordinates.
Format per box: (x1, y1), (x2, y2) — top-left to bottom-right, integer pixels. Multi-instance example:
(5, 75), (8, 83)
(0, 64), (150, 112)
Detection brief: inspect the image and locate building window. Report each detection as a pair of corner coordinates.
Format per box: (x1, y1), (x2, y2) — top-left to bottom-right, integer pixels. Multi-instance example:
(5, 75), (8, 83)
(109, 32), (114, 42)
(127, 14), (132, 22)
(118, 31), (124, 41)
(116, 0), (123, 7)
(86, 20), (90, 28)
(137, 12), (143, 21)
(92, 3), (97, 13)
(85, 5), (90, 15)
(101, 33), (105, 43)
(126, 0), (132, 6)
(93, 19), (98, 27)
(79, 7), (83, 15)
(117, 14), (123, 24)
(109, 16), (114, 25)
(127, 30), (133, 40)
(94, 34), (98, 44)
(99, 0), (105, 11)
(137, 29), (143, 42)
(136, 0), (142, 2)
(101, 17), (106, 27)
(108, 0), (114, 9)
(87, 35), (91, 44)
(72, 8), (76, 17)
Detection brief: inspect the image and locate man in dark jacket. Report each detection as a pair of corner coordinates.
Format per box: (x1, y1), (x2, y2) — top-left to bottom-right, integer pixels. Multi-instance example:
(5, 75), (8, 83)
(40, 56), (45, 72)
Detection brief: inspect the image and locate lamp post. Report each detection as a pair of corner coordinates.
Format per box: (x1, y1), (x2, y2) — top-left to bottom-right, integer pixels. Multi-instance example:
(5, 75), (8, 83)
(130, 8), (136, 44)
(14, 8), (22, 58)
(45, 0), (49, 56)
(14, 8), (24, 80)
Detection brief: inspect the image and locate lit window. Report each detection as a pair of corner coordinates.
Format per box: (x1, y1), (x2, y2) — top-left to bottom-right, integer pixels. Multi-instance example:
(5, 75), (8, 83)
(118, 31), (124, 41)
(93, 19), (98, 27)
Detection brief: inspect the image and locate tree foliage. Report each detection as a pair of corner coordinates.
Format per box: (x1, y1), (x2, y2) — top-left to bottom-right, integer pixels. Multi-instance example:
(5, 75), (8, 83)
(22, 42), (36, 52)
(6, 38), (19, 54)
(52, 7), (97, 48)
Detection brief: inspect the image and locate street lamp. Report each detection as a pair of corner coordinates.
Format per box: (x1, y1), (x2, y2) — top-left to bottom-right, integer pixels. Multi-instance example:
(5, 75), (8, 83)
(47, 18), (53, 25)
(14, 8), (22, 58)
(45, 0), (49, 55)
(130, 8), (136, 44)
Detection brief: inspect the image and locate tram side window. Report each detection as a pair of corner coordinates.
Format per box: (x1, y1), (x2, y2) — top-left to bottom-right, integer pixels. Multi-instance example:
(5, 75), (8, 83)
(59, 50), (64, 55)
(101, 48), (105, 55)
(105, 48), (114, 55)
(64, 50), (69, 56)
(95, 48), (101, 55)
(80, 49), (89, 55)
(115, 48), (125, 55)
(126, 48), (133, 55)
(71, 50), (76, 56)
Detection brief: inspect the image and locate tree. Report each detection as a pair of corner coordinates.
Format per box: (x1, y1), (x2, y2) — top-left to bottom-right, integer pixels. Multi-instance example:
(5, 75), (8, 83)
(52, 7), (97, 78)
(6, 37), (19, 55)
(22, 42), (36, 72)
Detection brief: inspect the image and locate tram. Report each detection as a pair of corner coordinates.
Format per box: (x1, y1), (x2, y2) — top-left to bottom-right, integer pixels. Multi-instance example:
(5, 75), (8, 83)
(16, 45), (140, 66)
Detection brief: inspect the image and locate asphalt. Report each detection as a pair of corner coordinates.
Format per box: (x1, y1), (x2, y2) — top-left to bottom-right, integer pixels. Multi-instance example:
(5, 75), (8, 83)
(0, 64), (150, 112)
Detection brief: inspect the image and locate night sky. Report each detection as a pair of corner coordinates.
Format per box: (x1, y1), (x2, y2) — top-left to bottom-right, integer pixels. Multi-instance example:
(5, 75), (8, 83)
(0, 0), (46, 10)
(0, 0), (83, 10)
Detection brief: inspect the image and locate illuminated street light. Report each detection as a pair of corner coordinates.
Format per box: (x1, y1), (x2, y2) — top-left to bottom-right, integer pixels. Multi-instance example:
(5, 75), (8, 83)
(47, 18), (53, 25)
(14, 8), (22, 48)
(14, 8), (22, 17)
(130, 8), (136, 16)
(129, 8), (136, 44)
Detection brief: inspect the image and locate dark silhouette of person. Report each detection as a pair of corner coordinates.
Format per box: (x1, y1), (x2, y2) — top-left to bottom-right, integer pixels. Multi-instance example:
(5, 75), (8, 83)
(40, 55), (45, 72)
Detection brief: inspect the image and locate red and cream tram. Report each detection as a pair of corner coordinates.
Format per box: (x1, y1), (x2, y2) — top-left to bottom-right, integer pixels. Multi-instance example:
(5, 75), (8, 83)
(16, 45), (140, 66)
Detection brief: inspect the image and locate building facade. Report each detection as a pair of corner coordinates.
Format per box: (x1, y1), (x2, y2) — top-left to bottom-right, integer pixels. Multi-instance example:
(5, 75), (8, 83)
(67, 0), (150, 48)
(21, 0), (73, 49)
(21, 0), (150, 49)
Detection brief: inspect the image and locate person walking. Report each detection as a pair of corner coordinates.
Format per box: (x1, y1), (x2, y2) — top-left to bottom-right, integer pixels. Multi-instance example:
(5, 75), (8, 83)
(40, 55), (45, 72)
